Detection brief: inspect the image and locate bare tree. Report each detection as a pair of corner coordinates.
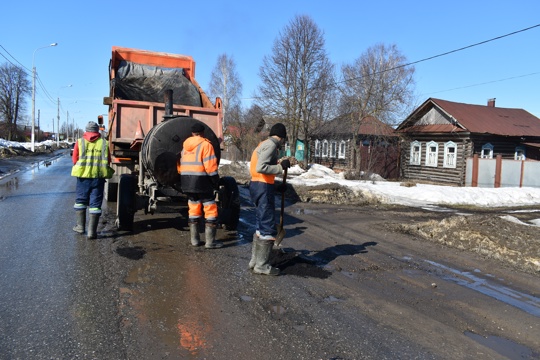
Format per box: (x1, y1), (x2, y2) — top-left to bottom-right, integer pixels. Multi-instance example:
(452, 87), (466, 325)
(225, 104), (265, 161)
(255, 15), (335, 165)
(0, 63), (31, 141)
(208, 54), (242, 127)
(339, 43), (415, 172)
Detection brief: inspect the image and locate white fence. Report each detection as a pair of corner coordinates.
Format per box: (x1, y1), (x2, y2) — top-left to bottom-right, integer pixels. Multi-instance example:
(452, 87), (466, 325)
(465, 155), (540, 188)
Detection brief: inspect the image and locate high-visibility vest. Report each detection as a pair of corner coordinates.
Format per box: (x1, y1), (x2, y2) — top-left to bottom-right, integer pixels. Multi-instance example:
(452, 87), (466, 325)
(178, 137), (218, 177)
(250, 141), (276, 184)
(71, 137), (110, 178)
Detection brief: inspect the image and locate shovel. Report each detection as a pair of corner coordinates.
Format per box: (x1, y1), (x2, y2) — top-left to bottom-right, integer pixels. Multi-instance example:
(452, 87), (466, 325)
(275, 168), (287, 246)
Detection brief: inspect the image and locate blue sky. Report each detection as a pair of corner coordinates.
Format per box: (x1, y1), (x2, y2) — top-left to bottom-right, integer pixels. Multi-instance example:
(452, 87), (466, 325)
(1, 0), (539, 133)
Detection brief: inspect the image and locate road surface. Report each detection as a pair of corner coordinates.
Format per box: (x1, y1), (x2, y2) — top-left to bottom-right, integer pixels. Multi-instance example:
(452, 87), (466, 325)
(0, 152), (538, 359)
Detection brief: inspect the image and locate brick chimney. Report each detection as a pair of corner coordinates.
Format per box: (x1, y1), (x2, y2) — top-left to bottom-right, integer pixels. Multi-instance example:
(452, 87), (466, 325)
(487, 98), (496, 107)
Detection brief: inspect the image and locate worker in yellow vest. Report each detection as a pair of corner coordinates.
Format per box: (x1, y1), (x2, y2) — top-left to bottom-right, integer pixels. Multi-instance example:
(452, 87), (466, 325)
(248, 123), (290, 275)
(178, 122), (222, 249)
(71, 121), (111, 239)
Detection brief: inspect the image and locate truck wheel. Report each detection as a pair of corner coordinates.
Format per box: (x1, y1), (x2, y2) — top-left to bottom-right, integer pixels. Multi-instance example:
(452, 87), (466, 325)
(218, 176), (240, 231)
(104, 179), (118, 202)
(116, 174), (136, 231)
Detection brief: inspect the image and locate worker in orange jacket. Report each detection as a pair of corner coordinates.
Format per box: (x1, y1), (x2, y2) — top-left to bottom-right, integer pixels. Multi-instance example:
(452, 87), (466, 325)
(178, 122), (222, 249)
(248, 123), (290, 275)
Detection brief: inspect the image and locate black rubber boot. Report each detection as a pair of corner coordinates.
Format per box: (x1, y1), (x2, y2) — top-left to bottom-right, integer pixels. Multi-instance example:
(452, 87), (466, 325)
(248, 233), (258, 269)
(189, 220), (202, 246)
(253, 239), (279, 276)
(73, 210), (86, 234)
(87, 214), (100, 240)
(204, 223), (222, 249)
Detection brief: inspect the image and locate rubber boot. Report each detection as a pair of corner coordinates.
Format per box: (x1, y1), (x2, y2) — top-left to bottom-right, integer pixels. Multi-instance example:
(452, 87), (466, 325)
(87, 214), (100, 240)
(73, 210), (86, 234)
(189, 220), (202, 246)
(253, 239), (280, 276)
(248, 233), (258, 269)
(204, 223), (222, 249)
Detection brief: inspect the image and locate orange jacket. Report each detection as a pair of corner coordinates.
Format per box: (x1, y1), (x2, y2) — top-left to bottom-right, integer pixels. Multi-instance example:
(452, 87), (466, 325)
(178, 135), (219, 193)
(250, 138), (282, 184)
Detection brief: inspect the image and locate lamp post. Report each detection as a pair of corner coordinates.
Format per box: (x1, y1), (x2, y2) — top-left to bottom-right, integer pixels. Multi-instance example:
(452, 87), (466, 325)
(31, 42), (57, 152)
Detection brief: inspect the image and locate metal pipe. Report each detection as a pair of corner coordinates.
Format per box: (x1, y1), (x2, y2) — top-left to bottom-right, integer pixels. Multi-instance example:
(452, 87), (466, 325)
(163, 89), (173, 120)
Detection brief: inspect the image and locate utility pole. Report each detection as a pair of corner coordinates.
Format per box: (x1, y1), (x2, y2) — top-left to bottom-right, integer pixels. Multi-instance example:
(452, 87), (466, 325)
(37, 109), (40, 143)
(57, 98), (60, 146)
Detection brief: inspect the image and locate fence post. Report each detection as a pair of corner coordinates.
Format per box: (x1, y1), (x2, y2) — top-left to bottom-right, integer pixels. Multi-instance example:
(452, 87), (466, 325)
(472, 154), (479, 187)
(494, 154), (502, 188)
(520, 160), (525, 188)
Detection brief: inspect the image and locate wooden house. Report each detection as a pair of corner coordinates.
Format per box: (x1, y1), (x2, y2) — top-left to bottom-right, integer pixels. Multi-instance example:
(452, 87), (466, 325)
(310, 115), (400, 179)
(397, 98), (540, 186)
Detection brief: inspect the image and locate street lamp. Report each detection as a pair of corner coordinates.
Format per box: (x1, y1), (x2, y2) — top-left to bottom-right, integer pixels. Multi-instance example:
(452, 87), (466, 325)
(31, 42), (58, 152)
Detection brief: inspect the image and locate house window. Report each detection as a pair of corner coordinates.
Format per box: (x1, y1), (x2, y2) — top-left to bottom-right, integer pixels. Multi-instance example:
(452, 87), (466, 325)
(515, 146), (526, 160)
(410, 141), (421, 165)
(314, 140), (320, 157)
(338, 141), (346, 159)
(322, 140), (328, 158)
(481, 143), (493, 159)
(444, 141), (457, 168)
(425, 141), (438, 167)
(330, 141), (337, 158)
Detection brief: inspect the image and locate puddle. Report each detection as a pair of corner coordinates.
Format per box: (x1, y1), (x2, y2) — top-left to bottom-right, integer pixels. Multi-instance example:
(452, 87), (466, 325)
(177, 321), (209, 356)
(240, 295), (253, 302)
(425, 260), (540, 317)
(341, 271), (357, 279)
(324, 295), (341, 303)
(464, 331), (539, 359)
(270, 305), (287, 315)
(124, 263), (151, 284)
(294, 208), (325, 215)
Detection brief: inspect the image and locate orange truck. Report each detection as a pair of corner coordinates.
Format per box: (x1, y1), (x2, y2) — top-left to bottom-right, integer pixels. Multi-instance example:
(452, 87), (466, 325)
(102, 46), (239, 231)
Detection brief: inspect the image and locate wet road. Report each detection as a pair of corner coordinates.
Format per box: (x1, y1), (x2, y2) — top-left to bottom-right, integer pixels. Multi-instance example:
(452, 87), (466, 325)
(1, 153), (539, 359)
(0, 153), (124, 359)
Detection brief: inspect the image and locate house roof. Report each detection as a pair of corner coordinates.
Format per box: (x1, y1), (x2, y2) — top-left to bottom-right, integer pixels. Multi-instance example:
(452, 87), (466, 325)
(398, 98), (540, 136)
(315, 115), (396, 138)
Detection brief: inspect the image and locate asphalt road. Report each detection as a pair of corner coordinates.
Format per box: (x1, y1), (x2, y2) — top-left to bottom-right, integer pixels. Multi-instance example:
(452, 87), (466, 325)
(0, 151), (539, 359)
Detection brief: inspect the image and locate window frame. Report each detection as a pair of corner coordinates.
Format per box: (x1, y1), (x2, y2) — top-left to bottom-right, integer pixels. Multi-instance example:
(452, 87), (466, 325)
(338, 140), (346, 159)
(515, 146), (526, 160)
(425, 141), (438, 167)
(481, 143), (493, 159)
(330, 141), (337, 158)
(322, 140), (329, 158)
(314, 140), (320, 157)
(443, 141), (457, 168)
(410, 140), (421, 165)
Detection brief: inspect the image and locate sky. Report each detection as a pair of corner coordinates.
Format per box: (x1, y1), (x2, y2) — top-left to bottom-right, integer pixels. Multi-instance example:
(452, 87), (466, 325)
(1, 0), (539, 134)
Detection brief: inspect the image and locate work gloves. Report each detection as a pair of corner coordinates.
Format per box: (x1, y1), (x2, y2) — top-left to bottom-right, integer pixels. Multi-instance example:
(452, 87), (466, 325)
(280, 159), (291, 170)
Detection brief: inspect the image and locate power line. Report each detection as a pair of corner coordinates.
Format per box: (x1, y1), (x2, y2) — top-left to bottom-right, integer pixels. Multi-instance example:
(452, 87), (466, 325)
(0, 44), (31, 74)
(338, 23), (540, 86)
(422, 71), (540, 96)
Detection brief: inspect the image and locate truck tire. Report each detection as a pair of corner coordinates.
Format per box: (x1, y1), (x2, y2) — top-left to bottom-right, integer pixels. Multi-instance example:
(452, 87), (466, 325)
(104, 179), (118, 202)
(116, 174), (136, 231)
(141, 117), (221, 190)
(218, 176), (240, 231)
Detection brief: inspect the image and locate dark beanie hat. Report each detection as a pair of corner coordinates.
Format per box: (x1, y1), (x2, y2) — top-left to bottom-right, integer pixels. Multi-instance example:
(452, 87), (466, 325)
(191, 122), (205, 133)
(85, 121), (99, 133)
(269, 123), (287, 139)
